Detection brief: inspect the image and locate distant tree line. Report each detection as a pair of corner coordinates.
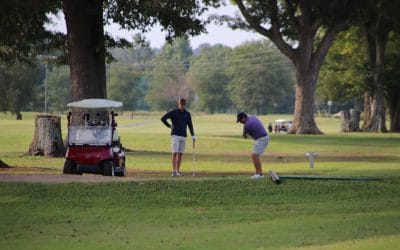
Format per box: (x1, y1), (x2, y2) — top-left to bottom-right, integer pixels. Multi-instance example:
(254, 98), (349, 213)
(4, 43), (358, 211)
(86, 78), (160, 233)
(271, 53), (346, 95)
(0, 37), (295, 117)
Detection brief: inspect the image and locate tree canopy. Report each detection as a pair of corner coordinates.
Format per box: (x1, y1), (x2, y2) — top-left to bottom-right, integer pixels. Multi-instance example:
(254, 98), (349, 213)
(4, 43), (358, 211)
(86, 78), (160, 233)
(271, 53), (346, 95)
(0, 0), (60, 63)
(187, 44), (232, 113)
(0, 61), (41, 118)
(227, 41), (294, 115)
(146, 38), (193, 110)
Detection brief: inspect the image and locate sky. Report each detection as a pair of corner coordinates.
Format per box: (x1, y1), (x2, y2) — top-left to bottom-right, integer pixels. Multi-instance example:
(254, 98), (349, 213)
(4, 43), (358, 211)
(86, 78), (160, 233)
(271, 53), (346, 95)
(47, 4), (265, 49)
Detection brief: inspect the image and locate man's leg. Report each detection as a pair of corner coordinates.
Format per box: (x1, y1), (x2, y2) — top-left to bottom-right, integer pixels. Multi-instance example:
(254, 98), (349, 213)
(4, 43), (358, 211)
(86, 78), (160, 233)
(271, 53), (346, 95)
(252, 153), (262, 174)
(176, 153), (183, 173)
(172, 152), (178, 173)
(176, 137), (186, 174)
(252, 137), (268, 176)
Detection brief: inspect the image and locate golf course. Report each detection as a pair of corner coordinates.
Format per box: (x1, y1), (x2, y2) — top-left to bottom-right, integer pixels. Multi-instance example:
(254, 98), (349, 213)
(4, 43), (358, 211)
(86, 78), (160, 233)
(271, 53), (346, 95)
(1, 112), (399, 249)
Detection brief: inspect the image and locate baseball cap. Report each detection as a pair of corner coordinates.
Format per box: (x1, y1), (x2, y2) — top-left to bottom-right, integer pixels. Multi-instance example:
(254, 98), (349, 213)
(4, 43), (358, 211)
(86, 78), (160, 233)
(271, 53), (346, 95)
(236, 112), (247, 122)
(178, 98), (186, 105)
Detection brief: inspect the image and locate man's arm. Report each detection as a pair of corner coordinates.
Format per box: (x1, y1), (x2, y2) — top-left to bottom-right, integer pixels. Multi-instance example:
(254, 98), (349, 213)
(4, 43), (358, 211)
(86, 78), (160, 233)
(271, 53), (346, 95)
(242, 126), (248, 139)
(161, 111), (172, 128)
(187, 112), (195, 137)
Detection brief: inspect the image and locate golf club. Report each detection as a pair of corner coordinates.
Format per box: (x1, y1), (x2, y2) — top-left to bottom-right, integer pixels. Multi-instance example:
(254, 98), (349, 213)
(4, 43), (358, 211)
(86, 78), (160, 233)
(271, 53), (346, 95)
(268, 169), (381, 184)
(192, 139), (196, 176)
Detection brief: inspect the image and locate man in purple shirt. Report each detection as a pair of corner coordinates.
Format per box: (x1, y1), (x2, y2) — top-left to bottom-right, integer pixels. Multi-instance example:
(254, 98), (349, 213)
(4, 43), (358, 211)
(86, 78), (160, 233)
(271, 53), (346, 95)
(237, 112), (269, 179)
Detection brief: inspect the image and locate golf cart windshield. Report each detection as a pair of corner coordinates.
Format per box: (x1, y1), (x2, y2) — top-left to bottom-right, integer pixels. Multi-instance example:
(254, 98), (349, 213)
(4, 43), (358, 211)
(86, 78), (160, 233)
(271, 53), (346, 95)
(275, 119), (292, 133)
(68, 126), (112, 145)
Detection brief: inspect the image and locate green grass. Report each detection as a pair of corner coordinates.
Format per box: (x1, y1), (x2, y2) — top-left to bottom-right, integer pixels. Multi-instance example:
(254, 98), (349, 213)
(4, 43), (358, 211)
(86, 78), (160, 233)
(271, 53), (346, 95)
(1, 179), (399, 249)
(1, 111), (400, 249)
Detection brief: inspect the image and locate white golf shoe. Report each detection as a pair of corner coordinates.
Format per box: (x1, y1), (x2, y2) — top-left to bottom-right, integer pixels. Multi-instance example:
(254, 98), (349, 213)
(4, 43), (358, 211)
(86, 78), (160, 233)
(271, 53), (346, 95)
(250, 173), (265, 179)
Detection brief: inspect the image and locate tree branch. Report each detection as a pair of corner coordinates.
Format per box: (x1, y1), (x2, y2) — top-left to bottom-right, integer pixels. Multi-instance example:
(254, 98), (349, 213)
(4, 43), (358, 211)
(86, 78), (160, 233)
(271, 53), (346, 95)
(236, 0), (295, 61)
(312, 28), (338, 71)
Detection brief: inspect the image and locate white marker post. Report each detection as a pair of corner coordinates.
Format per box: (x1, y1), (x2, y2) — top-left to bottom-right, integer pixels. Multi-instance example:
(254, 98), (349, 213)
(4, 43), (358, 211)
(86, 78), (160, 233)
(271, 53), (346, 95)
(305, 152), (318, 168)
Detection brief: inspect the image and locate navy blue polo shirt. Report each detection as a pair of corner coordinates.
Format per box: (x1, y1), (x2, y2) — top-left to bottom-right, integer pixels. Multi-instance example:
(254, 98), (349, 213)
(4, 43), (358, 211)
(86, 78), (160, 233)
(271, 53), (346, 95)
(161, 109), (194, 137)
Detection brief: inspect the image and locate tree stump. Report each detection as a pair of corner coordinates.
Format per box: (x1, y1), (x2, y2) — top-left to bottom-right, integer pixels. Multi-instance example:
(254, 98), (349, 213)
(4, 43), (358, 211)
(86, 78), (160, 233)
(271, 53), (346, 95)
(341, 109), (361, 132)
(29, 114), (66, 157)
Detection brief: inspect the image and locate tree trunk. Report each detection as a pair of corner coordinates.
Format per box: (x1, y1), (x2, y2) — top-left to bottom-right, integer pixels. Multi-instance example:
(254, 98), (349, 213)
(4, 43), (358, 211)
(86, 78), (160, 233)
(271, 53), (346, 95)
(387, 87), (400, 132)
(341, 109), (361, 132)
(363, 87), (387, 132)
(361, 19), (388, 133)
(289, 70), (322, 134)
(362, 92), (372, 129)
(29, 114), (65, 157)
(63, 0), (106, 102)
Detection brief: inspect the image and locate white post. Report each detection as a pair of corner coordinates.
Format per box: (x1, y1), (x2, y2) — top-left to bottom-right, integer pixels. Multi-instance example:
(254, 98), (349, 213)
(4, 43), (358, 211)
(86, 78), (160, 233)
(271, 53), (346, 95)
(327, 100), (332, 117)
(305, 152), (318, 168)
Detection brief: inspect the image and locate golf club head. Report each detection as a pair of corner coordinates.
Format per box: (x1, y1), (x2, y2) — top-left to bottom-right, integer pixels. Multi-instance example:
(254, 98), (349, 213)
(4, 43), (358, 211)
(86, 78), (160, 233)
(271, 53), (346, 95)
(268, 170), (281, 184)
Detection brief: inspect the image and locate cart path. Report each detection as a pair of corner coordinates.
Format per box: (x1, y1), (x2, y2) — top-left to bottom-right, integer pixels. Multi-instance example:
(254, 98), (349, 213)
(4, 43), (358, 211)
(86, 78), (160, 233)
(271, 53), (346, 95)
(0, 174), (136, 183)
(0, 168), (249, 183)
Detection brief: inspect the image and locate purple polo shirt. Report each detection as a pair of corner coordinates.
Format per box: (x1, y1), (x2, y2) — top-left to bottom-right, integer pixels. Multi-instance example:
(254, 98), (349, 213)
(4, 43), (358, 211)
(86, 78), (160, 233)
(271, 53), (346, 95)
(244, 116), (267, 140)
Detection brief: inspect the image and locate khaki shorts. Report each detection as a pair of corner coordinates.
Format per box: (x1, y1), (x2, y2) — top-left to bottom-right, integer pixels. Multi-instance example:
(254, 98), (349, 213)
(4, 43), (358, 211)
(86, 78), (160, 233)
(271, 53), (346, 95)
(171, 135), (186, 153)
(253, 136), (269, 155)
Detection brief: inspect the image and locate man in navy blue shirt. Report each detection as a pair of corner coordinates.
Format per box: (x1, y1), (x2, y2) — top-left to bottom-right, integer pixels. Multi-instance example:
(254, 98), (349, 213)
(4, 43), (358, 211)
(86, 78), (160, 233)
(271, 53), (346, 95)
(161, 98), (195, 176)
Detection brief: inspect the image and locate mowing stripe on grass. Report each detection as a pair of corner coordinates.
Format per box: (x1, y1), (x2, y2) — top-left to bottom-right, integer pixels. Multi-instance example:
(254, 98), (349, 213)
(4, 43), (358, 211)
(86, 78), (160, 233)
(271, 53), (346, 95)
(279, 176), (382, 181)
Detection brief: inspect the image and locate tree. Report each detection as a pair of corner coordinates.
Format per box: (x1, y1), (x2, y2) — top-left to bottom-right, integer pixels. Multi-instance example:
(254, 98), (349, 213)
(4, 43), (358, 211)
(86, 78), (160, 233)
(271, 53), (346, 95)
(46, 65), (71, 113)
(62, 0), (220, 104)
(0, 0), (59, 63)
(109, 35), (156, 111)
(187, 44), (232, 113)
(112, 34), (156, 65)
(0, 61), (41, 119)
(318, 1), (400, 132)
(222, 1), (358, 133)
(359, 0), (400, 132)
(318, 27), (366, 104)
(56, 0), (221, 124)
(385, 31), (400, 132)
(227, 41), (294, 115)
(146, 38), (194, 110)
(107, 63), (146, 111)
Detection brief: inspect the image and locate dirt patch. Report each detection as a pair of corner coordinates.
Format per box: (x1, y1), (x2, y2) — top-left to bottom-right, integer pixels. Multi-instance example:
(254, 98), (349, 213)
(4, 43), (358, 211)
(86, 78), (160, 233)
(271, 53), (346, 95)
(0, 166), (249, 183)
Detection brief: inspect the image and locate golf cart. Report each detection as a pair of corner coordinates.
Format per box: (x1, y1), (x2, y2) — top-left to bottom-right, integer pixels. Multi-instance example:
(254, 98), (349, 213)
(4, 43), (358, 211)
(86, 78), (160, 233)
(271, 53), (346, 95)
(63, 99), (126, 177)
(274, 119), (292, 133)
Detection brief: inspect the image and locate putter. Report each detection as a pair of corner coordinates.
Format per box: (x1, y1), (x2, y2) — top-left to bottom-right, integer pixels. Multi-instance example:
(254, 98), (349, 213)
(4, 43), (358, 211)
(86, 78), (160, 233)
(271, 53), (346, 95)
(192, 139), (196, 176)
(268, 170), (281, 184)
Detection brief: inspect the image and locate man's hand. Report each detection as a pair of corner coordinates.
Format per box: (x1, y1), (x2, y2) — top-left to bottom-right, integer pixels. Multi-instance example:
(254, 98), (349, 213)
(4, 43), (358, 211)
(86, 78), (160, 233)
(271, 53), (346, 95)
(192, 135), (196, 141)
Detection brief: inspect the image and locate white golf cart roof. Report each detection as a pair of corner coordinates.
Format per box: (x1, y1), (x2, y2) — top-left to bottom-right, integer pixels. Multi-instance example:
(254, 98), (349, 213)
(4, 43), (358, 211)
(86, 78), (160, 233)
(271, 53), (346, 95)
(275, 119), (292, 123)
(67, 98), (123, 109)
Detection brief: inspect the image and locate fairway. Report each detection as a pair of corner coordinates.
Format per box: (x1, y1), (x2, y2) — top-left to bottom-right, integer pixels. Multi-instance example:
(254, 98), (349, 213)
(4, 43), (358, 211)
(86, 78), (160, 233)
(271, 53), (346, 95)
(1, 112), (400, 249)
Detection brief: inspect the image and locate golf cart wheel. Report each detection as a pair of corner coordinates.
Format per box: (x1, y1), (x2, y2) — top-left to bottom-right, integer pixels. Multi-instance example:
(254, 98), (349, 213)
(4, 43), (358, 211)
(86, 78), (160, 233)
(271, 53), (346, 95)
(120, 163), (126, 177)
(115, 158), (126, 177)
(102, 160), (115, 176)
(63, 160), (76, 174)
